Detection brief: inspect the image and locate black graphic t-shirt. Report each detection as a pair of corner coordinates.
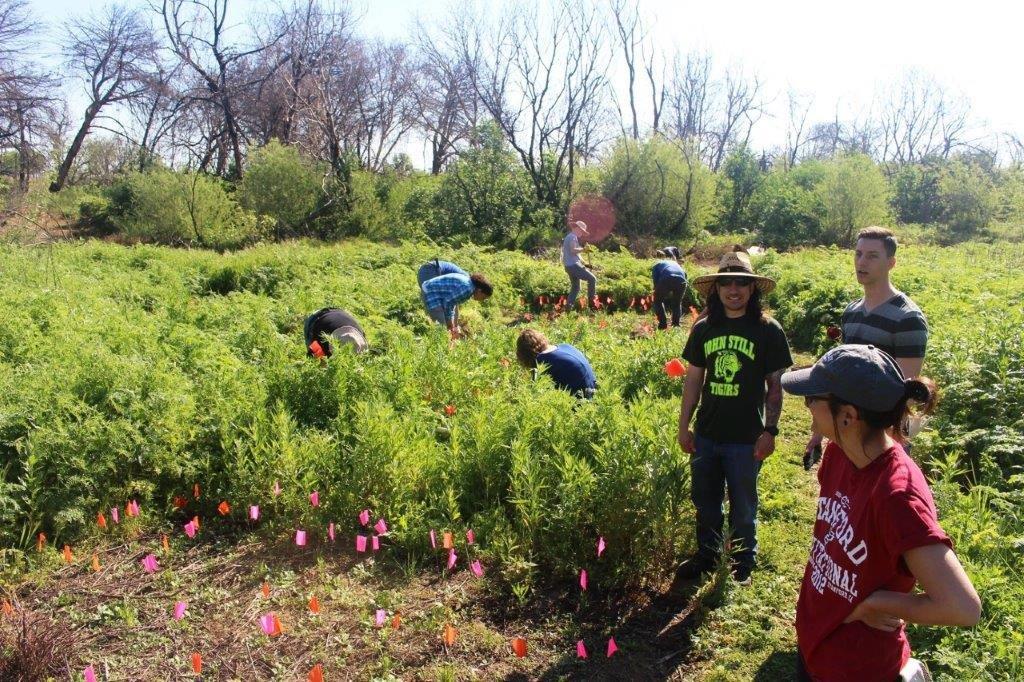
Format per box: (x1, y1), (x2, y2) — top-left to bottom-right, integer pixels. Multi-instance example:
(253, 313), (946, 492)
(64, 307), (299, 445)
(682, 315), (793, 444)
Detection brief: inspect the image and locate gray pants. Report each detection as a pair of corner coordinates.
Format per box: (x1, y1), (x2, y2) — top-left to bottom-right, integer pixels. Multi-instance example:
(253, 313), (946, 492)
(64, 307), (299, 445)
(565, 263), (596, 307)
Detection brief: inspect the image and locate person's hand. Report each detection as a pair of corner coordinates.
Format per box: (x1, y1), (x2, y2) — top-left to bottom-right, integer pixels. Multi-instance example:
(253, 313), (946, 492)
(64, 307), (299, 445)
(754, 432), (775, 460)
(843, 594), (904, 632)
(678, 427), (696, 454)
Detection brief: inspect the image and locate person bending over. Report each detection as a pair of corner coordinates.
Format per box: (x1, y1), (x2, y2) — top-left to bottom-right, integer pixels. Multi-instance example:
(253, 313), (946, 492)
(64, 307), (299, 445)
(421, 272), (493, 339)
(304, 308), (367, 357)
(516, 328), (597, 399)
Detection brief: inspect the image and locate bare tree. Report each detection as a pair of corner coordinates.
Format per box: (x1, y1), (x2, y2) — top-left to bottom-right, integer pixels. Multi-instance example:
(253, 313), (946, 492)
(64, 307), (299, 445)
(49, 4), (156, 192)
(876, 71), (974, 166)
(412, 17), (479, 174)
(0, 0), (59, 192)
(353, 41), (417, 171)
(160, 0), (289, 177)
(783, 89), (812, 169)
(666, 51), (764, 170)
(465, 0), (610, 212)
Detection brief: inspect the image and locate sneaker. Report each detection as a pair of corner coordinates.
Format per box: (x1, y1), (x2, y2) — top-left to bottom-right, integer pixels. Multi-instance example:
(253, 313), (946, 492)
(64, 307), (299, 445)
(731, 563), (753, 586)
(675, 557), (715, 580)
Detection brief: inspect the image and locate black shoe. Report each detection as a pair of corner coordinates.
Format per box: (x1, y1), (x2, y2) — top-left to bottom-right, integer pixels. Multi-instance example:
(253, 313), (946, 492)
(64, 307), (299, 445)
(675, 557), (715, 580)
(731, 563), (753, 586)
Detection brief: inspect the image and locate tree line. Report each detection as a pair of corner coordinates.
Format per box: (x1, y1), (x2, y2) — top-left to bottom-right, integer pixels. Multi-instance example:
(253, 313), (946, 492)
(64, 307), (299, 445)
(1, 0), (1022, 249)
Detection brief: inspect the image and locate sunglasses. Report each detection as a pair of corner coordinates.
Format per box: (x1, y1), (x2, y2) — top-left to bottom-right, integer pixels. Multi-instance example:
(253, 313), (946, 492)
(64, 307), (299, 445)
(804, 395), (829, 407)
(716, 276), (753, 287)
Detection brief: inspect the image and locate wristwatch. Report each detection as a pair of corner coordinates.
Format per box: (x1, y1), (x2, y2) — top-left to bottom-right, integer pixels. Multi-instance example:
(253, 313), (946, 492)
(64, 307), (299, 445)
(763, 425), (779, 437)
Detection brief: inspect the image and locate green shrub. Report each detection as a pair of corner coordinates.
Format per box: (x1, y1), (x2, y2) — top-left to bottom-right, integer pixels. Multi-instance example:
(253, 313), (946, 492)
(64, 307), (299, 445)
(601, 136), (718, 241)
(107, 169), (265, 249)
(237, 140), (324, 237)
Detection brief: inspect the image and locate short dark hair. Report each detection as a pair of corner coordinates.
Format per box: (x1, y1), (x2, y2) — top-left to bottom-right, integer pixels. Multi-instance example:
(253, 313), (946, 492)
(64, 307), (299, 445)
(470, 273), (493, 297)
(857, 226), (897, 258)
(516, 328), (548, 368)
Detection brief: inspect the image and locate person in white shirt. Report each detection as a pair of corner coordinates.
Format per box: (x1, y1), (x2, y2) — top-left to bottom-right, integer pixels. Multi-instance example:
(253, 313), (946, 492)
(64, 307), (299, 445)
(562, 220), (596, 308)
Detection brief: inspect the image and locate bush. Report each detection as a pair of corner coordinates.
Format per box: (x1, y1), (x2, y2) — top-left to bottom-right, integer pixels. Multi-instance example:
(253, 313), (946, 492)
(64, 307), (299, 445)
(601, 136), (718, 241)
(428, 122), (551, 249)
(107, 169), (265, 249)
(748, 170), (821, 249)
(237, 140), (324, 237)
(815, 153), (892, 245)
(936, 158), (996, 242)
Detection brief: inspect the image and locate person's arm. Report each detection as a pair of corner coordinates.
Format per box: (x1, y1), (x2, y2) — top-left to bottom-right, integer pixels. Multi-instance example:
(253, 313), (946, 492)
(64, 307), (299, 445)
(843, 544), (981, 630)
(895, 356), (923, 378)
(677, 365), (705, 453)
(755, 369), (784, 460)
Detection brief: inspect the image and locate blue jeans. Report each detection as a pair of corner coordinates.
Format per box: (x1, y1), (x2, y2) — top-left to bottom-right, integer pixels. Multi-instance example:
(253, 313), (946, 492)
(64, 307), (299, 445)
(565, 263), (596, 306)
(691, 435), (762, 568)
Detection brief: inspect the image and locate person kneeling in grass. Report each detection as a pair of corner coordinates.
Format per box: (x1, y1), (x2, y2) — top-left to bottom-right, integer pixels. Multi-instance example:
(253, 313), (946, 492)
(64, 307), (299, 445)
(304, 307), (368, 357)
(516, 328), (597, 399)
(782, 345), (980, 681)
(421, 272), (493, 339)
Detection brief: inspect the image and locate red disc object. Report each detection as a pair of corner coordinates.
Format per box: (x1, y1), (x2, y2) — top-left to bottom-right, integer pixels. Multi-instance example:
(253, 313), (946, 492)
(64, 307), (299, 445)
(568, 195), (616, 242)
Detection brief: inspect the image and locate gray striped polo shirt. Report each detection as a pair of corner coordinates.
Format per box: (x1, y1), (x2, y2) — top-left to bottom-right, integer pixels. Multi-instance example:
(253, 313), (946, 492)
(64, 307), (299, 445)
(841, 292), (928, 359)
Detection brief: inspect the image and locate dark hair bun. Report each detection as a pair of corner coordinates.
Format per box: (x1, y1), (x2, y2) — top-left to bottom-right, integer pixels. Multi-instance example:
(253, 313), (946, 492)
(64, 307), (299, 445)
(904, 379), (931, 403)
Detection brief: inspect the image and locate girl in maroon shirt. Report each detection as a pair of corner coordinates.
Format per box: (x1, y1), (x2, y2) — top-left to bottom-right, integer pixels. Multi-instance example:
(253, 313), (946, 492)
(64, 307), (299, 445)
(781, 345), (980, 681)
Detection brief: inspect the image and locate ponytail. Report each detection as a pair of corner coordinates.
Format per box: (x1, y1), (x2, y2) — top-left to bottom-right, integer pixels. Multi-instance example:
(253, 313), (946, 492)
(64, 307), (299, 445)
(829, 376), (938, 432)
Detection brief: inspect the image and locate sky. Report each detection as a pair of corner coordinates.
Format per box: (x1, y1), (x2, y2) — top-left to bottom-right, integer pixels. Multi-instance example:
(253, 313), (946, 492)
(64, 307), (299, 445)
(25, 0), (1024, 166)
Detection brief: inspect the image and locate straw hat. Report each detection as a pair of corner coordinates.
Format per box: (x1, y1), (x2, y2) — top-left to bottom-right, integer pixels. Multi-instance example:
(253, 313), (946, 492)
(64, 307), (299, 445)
(573, 220), (589, 235)
(692, 247), (775, 297)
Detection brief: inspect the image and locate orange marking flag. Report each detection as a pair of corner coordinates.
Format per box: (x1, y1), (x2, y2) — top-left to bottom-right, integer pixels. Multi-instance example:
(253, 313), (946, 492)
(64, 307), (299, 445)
(512, 637), (527, 658)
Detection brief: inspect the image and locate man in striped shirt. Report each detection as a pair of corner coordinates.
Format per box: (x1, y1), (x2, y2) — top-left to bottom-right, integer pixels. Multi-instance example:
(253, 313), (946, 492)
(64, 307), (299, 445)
(805, 226), (928, 460)
(421, 272), (493, 339)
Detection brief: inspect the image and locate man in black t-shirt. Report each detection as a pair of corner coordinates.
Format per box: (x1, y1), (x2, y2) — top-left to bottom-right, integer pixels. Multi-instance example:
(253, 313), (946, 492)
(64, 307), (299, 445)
(676, 248), (793, 585)
(303, 308), (367, 357)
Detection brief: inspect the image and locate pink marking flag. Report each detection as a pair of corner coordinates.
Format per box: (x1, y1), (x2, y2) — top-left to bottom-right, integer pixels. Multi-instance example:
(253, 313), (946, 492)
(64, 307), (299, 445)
(374, 609), (386, 627)
(579, 569), (588, 591)
(356, 535), (367, 553)
(447, 548), (457, 570)
(466, 529), (475, 544)
(127, 499), (140, 517)
(295, 530), (307, 546)
(470, 560), (483, 578)
(111, 506), (120, 524)
(429, 529), (437, 548)
(372, 535), (380, 551)
(597, 536), (606, 557)
(141, 553), (159, 573)
(173, 601), (187, 620)
(259, 613), (275, 635)
(576, 640), (588, 659)
(374, 518), (388, 535)
(328, 522), (336, 542)
(309, 491), (320, 507)
(249, 505), (260, 521)
(607, 637), (618, 657)
(183, 520), (197, 538)
(84, 665), (97, 682)
(359, 509), (370, 526)
(273, 480), (282, 497)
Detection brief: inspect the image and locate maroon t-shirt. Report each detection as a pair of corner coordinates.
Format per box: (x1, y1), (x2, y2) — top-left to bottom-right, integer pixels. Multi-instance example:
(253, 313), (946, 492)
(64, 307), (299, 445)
(796, 441), (952, 681)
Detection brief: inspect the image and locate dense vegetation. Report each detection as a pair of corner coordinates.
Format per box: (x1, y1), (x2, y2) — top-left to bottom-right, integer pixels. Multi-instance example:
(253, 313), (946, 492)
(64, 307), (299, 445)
(0, 239), (1021, 678)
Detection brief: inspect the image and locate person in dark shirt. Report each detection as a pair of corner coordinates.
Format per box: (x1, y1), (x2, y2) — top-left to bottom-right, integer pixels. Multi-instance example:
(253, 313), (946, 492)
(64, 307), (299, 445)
(303, 308), (367, 357)
(676, 247), (793, 584)
(515, 328), (597, 399)
(652, 247), (688, 329)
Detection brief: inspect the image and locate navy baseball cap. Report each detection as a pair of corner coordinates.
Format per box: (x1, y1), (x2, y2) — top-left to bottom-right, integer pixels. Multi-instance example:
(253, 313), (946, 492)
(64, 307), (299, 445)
(781, 345), (908, 412)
